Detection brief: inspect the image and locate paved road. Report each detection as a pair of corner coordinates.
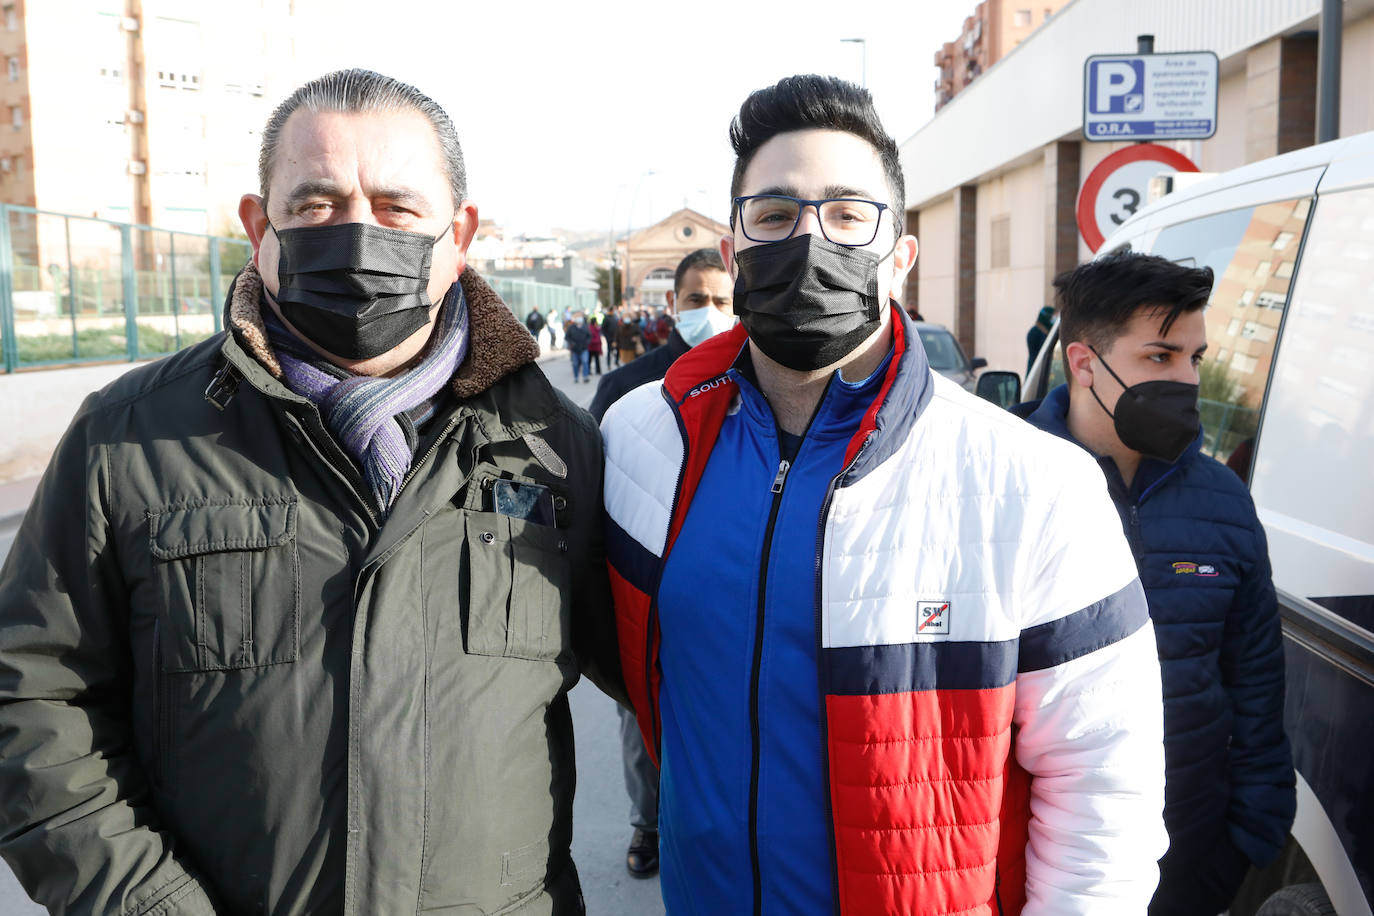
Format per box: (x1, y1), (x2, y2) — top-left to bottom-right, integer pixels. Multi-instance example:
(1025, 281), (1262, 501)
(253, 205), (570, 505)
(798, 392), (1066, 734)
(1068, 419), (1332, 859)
(0, 345), (663, 915)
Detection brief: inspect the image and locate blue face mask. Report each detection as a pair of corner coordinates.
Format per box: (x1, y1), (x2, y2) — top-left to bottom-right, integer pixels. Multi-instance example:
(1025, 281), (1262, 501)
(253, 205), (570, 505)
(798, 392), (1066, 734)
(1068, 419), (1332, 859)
(673, 305), (736, 347)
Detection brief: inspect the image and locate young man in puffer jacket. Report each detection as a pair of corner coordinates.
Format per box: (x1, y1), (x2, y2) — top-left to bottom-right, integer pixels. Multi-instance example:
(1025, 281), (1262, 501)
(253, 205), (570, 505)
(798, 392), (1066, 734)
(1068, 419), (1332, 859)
(1015, 251), (1296, 916)
(601, 74), (1169, 916)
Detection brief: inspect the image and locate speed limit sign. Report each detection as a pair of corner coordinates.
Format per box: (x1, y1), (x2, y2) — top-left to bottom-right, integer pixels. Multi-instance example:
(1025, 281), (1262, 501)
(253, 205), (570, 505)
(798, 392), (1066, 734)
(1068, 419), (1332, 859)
(1076, 144), (1199, 251)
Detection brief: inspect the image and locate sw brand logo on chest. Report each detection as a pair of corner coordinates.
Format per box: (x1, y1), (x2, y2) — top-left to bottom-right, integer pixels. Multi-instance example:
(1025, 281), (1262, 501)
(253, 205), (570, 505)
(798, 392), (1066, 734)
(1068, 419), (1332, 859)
(1172, 561), (1219, 577)
(917, 601), (951, 636)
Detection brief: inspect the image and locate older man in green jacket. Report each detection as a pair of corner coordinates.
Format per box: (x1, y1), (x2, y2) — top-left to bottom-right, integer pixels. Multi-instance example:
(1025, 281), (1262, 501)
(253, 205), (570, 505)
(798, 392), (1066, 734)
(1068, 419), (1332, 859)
(0, 69), (619, 915)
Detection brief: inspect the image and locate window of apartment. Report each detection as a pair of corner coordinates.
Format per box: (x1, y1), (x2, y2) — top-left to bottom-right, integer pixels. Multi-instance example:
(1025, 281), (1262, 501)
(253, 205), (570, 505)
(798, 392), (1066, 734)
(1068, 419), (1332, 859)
(3, 5), (15, 32)
(990, 215), (1011, 269)
(0, 156), (10, 172)
(1015, 9), (1032, 26)
(6, 56), (16, 81)
(9, 104), (21, 129)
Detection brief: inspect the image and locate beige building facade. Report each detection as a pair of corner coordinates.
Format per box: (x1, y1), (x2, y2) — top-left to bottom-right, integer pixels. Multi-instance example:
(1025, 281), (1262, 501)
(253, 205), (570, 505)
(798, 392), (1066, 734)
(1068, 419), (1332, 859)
(903, 0), (1374, 377)
(619, 207), (730, 309)
(0, 0), (297, 242)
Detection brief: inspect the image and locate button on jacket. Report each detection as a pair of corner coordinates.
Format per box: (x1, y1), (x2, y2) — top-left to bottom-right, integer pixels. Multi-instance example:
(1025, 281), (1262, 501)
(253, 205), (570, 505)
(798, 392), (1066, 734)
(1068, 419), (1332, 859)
(0, 264), (620, 915)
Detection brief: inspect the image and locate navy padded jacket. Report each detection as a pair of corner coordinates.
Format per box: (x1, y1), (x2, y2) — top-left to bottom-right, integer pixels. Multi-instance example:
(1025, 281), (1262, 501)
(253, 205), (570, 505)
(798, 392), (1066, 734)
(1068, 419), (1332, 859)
(1017, 385), (1295, 868)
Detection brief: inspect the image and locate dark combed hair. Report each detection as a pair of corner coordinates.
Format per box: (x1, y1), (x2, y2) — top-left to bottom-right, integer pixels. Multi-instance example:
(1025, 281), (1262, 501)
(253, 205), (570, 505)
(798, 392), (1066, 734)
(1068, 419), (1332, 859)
(674, 248), (726, 294)
(1054, 251), (1215, 381)
(728, 74), (905, 230)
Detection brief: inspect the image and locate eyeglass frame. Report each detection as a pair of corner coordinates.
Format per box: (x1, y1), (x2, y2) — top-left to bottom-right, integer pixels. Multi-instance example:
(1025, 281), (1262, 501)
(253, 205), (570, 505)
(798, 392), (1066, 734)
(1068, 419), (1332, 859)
(730, 194), (901, 248)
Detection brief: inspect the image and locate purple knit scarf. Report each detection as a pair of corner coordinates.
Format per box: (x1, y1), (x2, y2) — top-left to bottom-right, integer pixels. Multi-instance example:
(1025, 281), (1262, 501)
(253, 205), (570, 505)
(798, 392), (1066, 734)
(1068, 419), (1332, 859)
(263, 284), (470, 513)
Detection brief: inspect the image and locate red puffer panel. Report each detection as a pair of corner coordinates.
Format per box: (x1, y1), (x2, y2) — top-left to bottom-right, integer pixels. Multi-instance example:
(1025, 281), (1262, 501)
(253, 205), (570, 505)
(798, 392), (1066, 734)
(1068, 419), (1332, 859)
(825, 686), (1022, 916)
(609, 568), (659, 766)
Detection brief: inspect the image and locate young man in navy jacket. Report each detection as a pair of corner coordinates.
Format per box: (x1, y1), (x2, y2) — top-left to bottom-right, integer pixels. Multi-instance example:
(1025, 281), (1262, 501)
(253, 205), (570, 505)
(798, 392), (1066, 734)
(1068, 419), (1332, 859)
(1015, 252), (1296, 916)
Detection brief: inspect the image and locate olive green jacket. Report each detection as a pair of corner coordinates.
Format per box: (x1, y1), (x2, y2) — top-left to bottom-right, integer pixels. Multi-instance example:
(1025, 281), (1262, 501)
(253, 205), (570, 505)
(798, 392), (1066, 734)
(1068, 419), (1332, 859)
(0, 265), (621, 915)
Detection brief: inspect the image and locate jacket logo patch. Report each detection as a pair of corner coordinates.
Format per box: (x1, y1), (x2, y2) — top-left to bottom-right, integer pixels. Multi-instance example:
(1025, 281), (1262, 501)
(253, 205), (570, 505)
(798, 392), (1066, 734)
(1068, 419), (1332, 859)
(687, 377), (729, 398)
(918, 601), (950, 636)
(1172, 561), (1219, 577)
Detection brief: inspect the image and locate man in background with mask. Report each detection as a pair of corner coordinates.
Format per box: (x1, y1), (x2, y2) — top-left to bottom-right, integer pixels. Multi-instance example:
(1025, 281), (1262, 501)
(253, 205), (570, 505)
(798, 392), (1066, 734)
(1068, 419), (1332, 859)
(588, 246), (732, 879)
(1014, 252), (1294, 916)
(589, 248), (733, 424)
(0, 69), (619, 914)
(599, 73), (1169, 915)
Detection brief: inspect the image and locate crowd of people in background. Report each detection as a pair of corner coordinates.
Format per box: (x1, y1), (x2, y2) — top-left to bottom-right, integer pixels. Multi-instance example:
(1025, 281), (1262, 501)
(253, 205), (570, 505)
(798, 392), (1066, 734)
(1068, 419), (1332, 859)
(522, 302), (680, 374)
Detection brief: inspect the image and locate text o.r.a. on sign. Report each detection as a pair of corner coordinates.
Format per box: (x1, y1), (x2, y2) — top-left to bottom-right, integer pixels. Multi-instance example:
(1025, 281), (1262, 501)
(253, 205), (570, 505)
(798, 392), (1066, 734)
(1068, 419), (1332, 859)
(1083, 51), (1219, 142)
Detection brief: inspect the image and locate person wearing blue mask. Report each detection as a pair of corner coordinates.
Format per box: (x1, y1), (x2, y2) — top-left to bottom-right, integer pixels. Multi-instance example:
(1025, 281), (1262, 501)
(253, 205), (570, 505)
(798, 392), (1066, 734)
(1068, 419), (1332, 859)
(1013, 252), (1295, 916)
(600, 74), (1168, 916)
(589, 248), (734, 426)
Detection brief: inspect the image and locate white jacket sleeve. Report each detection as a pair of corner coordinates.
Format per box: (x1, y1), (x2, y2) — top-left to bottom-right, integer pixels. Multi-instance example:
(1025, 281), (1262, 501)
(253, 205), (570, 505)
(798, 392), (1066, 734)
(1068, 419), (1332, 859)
(1014, 449), (1168, 915)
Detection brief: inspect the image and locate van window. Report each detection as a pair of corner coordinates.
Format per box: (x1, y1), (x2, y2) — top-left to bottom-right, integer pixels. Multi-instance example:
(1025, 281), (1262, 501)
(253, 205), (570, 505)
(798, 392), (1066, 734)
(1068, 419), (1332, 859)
(1250, 186), (1374, 634)
(1148, 198), (1311, 468)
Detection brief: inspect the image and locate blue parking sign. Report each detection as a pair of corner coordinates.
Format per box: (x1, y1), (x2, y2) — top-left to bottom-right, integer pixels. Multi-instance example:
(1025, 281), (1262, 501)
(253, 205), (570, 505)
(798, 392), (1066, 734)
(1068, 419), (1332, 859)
(1082, 51), (1218, 142)
(1088, 59), (1145, 114)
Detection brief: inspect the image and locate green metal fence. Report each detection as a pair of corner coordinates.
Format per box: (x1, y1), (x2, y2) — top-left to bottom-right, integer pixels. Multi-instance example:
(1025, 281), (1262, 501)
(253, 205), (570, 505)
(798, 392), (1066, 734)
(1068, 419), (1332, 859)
(0, 204), (253, 372)
(490, 276), (599, 323)
(0, 205), (598, 373)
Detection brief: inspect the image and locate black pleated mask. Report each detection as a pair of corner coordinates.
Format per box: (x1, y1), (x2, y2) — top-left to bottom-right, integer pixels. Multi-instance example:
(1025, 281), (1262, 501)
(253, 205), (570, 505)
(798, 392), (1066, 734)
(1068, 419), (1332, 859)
(270, 220), (450, 360)
(732, 233), (885, 372)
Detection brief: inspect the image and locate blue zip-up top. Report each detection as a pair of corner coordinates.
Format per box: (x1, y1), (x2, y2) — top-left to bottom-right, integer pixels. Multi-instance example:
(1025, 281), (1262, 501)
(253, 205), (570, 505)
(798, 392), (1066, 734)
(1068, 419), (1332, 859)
(655, 347), (893, 916)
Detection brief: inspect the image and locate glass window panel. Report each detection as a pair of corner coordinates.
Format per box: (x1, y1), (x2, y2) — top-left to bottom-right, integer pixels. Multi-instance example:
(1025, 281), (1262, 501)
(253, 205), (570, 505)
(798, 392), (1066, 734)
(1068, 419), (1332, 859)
(1148, 198), (1310, 463)
(1250, 187), (1374, 631)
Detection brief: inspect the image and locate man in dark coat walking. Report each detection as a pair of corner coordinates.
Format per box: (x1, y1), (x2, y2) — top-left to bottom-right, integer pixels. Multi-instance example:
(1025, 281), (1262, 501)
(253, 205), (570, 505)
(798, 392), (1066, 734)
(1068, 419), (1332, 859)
(1014, 252), (1295, 916)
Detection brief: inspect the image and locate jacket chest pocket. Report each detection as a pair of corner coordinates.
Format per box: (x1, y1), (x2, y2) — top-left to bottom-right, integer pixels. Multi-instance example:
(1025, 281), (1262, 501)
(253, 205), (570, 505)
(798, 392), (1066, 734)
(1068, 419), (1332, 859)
(147, 498), (300, 672)
(463, 510), (571, 662)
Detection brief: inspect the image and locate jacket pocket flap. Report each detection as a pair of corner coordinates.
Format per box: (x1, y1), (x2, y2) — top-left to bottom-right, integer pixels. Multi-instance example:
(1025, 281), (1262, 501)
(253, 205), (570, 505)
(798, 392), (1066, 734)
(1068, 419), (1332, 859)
(148, 498), (298, 560)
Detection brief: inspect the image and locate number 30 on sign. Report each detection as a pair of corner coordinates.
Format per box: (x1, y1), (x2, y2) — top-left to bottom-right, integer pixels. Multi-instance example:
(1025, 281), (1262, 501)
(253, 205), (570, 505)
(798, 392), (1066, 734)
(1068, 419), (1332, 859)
(1076, 144), (1199, 252)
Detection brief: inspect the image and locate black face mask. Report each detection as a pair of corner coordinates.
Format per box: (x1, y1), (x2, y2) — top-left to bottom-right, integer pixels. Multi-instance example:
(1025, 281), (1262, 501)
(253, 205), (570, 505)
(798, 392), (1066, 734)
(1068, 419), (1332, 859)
(270, 220), (451, 360)
(732, 233), (887, 372)
(1089, 347), (1201, 463)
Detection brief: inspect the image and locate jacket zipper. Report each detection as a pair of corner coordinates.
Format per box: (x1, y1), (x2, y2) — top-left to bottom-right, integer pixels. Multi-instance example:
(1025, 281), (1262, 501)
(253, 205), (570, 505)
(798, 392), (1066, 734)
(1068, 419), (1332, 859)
(1127, 504), (1143, 563)
(749, 455), (792, 916)
(398, 414), (463, 491)
(288, 410), (381, 528)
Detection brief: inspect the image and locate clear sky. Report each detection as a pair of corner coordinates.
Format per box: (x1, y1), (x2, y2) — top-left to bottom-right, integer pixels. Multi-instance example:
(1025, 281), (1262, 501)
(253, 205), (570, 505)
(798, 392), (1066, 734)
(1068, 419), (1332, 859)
(297, 0), (976, 237)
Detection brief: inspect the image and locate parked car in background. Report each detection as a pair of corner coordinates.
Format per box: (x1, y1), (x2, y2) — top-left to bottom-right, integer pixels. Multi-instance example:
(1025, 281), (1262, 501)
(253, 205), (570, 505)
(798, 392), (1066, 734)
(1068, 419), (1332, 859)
(982, 129), (1374, 916)
(914, 321), (986, 392)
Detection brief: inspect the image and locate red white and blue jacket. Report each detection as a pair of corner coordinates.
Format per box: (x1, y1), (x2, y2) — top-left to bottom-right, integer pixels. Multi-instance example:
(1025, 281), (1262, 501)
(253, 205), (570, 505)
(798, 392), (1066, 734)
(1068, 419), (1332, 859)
(601, 310), (1168, 916)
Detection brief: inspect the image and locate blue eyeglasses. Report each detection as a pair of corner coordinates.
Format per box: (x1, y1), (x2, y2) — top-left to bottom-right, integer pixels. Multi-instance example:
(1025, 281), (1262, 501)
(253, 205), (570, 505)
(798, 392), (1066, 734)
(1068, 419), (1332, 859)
(732, 195), (893, 247)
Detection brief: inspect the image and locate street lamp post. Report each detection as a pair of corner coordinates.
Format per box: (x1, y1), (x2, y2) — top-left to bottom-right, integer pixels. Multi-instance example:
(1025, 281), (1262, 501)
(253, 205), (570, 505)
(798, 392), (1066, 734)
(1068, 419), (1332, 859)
(841, 37), (866, 88)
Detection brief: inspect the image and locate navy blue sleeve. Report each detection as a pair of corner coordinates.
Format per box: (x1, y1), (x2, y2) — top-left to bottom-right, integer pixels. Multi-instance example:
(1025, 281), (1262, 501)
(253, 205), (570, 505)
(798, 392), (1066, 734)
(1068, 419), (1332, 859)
(1221, 508), (1296, 867)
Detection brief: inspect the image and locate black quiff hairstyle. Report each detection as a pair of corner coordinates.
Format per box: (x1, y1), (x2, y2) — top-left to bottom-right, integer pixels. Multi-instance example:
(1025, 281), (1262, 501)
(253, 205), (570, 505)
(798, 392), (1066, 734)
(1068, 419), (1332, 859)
(728, 75), (905, 232)
(1054, 251), (1215, 383)
(674, 248), (727, 294)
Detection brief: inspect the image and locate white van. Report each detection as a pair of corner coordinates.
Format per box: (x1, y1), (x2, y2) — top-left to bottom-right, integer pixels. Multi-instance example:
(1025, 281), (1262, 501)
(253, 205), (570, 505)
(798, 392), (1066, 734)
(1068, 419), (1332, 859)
(999, 131), (1374, 916)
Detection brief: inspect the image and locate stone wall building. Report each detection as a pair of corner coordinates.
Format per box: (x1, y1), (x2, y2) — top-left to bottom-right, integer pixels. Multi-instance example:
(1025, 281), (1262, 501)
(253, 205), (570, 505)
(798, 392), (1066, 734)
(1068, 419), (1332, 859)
(903, 0), (1374, 376)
